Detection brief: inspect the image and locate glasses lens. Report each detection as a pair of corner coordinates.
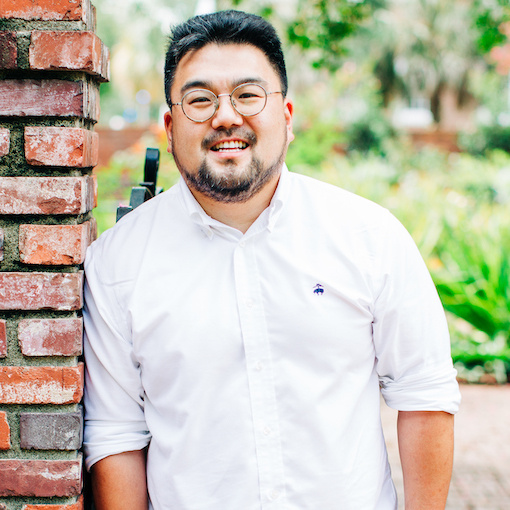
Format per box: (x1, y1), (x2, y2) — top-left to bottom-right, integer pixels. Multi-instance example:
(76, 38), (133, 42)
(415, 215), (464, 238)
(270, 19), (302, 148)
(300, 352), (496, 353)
(182, 89), (217, 122)
(232, 83), (267, 117)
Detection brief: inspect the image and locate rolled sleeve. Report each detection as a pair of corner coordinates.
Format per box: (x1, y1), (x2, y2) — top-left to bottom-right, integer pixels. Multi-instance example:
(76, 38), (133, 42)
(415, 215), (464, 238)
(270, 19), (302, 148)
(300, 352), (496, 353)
(372, 211), (461, 414)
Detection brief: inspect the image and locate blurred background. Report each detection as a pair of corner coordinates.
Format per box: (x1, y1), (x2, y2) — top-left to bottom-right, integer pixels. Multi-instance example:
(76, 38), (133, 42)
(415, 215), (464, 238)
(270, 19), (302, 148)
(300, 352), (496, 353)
(92, 0), (510, 387)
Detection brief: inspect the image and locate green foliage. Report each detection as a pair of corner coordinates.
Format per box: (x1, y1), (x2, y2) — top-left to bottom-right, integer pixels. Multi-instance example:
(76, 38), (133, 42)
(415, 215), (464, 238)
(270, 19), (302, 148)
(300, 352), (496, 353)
(286, 122), (342, 169)
(345, 111), (394, 155)
(471, 0), (510, 53)
(434, 217), (510, 342)
(460, 125), (510, 155)
(286, 0), (381, 70)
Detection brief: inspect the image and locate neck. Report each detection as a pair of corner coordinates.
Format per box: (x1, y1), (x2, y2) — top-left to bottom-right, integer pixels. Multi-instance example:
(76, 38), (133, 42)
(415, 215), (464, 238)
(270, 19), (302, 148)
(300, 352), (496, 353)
(188, 172), (281, 234)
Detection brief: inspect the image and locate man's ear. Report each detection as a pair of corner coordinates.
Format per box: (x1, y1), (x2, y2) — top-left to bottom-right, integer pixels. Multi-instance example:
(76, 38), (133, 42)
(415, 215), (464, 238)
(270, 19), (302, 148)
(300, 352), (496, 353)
(163, 111), (173, 154)
(284, 98), (295, 144)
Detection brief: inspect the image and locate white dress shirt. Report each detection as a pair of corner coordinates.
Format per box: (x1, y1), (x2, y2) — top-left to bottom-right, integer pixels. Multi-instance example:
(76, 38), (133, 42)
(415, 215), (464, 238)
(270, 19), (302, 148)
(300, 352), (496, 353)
(83, 165), (460, 510)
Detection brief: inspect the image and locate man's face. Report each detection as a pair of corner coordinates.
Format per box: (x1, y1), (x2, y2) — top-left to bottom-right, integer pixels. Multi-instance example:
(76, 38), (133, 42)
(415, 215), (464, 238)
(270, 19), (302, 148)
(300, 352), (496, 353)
(164, 43), (294, 203)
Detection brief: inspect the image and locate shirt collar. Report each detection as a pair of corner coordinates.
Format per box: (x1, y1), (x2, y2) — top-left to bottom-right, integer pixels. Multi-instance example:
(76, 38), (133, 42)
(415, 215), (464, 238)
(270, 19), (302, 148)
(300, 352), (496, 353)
(178, 164), (291, 239)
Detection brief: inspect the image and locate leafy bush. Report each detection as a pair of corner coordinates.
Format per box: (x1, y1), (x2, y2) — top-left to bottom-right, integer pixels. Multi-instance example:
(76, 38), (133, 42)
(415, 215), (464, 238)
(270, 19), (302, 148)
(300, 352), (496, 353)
(286, 122), (343, 169)
(344, 112), (394, 155)
(460, 124), (510, 155)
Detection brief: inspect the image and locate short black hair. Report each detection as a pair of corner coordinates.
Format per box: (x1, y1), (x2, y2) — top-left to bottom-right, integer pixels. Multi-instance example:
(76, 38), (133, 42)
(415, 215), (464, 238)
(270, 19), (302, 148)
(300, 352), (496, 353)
(164, 10), (288, 106)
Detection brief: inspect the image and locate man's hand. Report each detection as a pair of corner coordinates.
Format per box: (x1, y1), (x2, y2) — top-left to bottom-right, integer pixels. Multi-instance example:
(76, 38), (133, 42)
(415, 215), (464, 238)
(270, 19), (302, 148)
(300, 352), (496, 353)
(397, 410), (454, 510)
(91, 449), (149, 510)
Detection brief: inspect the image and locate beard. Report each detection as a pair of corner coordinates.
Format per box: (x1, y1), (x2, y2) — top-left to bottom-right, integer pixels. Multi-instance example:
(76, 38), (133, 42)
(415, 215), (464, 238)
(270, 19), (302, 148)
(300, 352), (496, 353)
(172, 128), (287, 203)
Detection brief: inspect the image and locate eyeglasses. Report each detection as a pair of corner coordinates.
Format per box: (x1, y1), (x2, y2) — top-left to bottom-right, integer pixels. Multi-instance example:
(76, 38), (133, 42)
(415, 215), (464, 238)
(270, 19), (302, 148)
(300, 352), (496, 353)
(170, 83), (283, 123)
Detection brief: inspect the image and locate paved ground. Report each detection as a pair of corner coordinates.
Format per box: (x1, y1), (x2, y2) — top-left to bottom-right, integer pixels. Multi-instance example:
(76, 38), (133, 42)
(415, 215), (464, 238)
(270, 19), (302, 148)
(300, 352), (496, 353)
(381, 384), (510, 510)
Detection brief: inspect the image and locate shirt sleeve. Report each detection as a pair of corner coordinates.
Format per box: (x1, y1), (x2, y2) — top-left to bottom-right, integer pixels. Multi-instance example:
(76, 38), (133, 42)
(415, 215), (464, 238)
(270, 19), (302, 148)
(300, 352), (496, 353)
(83, 242), (151, 471)
(372, 211), (461, 414)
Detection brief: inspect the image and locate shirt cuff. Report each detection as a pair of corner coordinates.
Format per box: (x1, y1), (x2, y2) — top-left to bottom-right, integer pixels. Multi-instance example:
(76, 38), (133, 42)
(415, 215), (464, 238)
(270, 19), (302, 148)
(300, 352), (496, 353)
(379, 364), (461, 414)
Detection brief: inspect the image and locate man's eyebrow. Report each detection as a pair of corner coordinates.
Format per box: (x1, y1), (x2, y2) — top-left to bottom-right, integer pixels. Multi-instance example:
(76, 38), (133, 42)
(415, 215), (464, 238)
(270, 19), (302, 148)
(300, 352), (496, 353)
(180, 80), (214, 94)
(180, 77), (270, 95)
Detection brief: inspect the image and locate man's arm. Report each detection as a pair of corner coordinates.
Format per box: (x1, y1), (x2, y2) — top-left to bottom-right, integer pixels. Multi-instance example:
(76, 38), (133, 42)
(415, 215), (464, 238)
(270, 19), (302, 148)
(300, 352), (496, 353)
(91, 449), (149, 510)
(397, 410), (454, 510)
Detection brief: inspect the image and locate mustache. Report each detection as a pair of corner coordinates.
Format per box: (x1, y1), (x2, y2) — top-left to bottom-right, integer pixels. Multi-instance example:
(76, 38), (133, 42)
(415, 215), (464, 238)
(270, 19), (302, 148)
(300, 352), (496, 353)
(201, 128), (257, 150)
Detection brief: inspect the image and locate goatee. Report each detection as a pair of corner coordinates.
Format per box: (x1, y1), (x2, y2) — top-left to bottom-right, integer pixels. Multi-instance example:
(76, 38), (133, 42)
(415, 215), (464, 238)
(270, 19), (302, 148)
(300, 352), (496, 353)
(172, 129), (286, 203)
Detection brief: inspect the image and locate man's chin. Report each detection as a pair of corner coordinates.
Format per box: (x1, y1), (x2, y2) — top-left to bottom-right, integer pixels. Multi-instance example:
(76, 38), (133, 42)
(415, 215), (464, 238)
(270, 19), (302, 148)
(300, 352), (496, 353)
(175, 151), (284, 203)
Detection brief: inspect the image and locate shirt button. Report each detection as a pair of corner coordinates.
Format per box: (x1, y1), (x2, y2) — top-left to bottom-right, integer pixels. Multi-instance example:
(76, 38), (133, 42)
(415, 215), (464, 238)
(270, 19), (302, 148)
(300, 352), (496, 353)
(263, 426), (272, 436)
(239, 239), (246, 248)
(245, 298), (254, 308)
(268, 489), (281, 501)
(254, 361), (263, 371)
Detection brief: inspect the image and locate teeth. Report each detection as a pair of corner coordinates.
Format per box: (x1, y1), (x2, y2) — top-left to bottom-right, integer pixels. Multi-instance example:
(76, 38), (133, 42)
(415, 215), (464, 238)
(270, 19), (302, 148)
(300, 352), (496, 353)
(213, 140), (248, 151)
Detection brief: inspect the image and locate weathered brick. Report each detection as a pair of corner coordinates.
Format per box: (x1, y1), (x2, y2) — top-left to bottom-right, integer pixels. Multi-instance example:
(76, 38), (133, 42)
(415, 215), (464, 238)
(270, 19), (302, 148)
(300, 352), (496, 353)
(0, 412), (10, 450)
(20, 222), (93, 265)
(20, 411), (83, 450)
(23, 496), (84, 510)
(0, 319), (6, 358)
(0, 364), (84, 404)
(0, 272), (83, 311)
(0, 128), (9, 157)
(0, 32), (17, 70)
(0, 176), (95, 215)
(25, 126), (99, 168)
(0, 228), (3, 262)
(30, 31), (109, 81)
(0, 0), (88, 22)
(19, 318), (83, 356)
(0, 457), (82, 497)
(0, 80), (99, 120)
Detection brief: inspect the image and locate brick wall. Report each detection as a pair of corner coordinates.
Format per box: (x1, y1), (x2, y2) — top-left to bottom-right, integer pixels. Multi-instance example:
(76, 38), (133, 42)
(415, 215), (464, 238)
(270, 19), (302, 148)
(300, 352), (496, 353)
(0, 1), (108, 508)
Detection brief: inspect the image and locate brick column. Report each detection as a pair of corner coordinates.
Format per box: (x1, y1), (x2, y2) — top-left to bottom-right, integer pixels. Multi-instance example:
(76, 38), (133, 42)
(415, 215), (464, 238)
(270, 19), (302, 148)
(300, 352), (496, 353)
(0, 1), (108, 508)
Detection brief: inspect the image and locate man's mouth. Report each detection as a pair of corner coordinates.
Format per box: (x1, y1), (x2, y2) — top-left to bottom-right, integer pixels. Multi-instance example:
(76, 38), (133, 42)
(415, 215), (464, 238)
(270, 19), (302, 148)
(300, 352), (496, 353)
(211, 140), (248, 152)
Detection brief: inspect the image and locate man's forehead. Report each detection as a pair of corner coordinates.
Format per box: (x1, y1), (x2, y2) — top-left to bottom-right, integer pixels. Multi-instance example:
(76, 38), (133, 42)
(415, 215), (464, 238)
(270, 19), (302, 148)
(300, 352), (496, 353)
(173, 43), (275, 91)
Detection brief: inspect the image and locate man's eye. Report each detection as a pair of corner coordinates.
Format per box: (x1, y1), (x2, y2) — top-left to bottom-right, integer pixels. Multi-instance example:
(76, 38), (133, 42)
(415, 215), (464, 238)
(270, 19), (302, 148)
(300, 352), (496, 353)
(188, 96), (213, 105)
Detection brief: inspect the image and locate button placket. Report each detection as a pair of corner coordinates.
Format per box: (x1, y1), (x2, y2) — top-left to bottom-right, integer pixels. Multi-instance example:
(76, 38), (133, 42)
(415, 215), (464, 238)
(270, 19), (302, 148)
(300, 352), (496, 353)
(233, 239), (286, 508)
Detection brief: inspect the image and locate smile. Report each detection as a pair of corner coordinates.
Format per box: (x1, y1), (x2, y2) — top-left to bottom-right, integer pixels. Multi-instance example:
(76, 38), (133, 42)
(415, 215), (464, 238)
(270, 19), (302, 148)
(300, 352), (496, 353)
(211, 140), (248, 152)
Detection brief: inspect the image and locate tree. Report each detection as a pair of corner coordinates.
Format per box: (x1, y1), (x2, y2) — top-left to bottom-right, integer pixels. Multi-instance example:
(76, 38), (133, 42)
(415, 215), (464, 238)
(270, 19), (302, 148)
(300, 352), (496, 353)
(227, 0), (382, 70)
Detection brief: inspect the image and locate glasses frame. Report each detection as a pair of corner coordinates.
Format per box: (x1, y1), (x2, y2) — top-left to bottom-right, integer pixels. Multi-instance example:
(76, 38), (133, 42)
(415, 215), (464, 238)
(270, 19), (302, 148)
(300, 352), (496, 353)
(170, 83), (283, 123)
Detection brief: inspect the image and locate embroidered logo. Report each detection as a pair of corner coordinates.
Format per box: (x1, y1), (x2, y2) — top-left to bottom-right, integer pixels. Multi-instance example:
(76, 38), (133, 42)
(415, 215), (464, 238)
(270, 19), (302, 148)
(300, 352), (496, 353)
(313, 284), (324, 295)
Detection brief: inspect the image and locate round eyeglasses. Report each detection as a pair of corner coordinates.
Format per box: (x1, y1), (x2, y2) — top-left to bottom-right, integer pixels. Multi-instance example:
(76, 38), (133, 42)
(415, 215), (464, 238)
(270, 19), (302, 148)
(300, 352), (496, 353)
(170, 83), (283, 123)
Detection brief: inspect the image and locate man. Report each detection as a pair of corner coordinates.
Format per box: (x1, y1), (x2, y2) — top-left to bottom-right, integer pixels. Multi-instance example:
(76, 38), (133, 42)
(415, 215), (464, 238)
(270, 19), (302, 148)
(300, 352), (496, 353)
(83, 10), (460, 510)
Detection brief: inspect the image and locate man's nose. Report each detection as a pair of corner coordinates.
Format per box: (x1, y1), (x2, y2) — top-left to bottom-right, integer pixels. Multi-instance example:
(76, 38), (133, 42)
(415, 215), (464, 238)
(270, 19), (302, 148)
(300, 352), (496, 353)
(210, 95), (243, 129)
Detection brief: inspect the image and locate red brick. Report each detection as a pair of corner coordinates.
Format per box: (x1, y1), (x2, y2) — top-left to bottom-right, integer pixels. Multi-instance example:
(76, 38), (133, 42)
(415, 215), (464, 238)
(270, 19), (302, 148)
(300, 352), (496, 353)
(20, 222), (93, 265)
(0, 128), (9, 157)
(30, 31), (109, 81)
(0, 457), (82, 497)
(0, 412), (10, 450)
(19, 318), (82, 356)
(0, 176), (95, 215)
(0, 32), (17, 69)
(0, 80), (99, 120)
(0, 272), (83, 311)
(0, 364), (84, 404)
(0, 319), (6, 358)
(25, 126), (99, 168)
(23, 495), (84, 510)
(0, 0), (88, 21)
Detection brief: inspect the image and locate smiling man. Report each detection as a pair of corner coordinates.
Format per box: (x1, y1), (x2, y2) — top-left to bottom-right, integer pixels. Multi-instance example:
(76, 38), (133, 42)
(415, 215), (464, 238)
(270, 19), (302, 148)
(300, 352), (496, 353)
(83, 10), (461, 510)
